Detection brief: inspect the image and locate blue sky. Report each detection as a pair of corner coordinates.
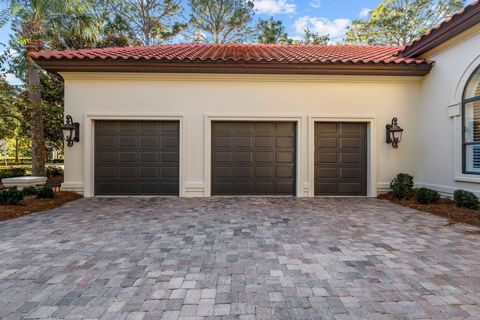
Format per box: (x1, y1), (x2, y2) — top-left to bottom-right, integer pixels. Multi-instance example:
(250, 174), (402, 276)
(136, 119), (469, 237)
(0, 0), (387, 47)
(0, 0), (475, 84)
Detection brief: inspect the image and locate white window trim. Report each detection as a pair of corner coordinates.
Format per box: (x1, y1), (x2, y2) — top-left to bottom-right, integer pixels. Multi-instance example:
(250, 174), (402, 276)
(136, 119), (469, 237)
(83, 113), (185, 197)
(203, 114), (305, 197)
(307, 116), (377, 197)
(451, 55), (480, 184)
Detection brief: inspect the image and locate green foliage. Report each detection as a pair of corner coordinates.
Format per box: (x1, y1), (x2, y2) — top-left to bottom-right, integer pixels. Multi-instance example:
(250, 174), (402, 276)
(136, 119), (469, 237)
(257, 17), (288, 44)
(189, 0), (255, 43)
(22, 185), (37, 196)
(416, 187), (440, 204)
(0, 77), (20, 140)
(390, 173), (414, 198)
(453, 189), (479, 209)
(345, 0), (465, 45)
(45, 166), (63, 177)
(35, 185), (54, 199)
(0, 187), (24, 205)
(303, 28), (329, 45)
(0, 166), (27, 179)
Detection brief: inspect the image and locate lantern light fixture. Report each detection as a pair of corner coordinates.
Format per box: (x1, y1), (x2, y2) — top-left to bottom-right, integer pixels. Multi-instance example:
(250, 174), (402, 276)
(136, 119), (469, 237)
(386, 117), (403, 149)
(61, 115), (80, 147)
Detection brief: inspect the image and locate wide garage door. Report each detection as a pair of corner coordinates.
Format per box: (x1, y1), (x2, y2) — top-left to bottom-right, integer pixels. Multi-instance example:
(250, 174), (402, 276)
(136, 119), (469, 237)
(95, 120), (179, 195)
(315, 122), (367, 196)
(211, 121), (296, 195)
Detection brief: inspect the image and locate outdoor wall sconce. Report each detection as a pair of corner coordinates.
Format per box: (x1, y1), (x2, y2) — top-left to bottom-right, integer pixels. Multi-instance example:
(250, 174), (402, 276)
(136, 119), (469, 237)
(61, 115), (80, 147)
(386, 117), (403, 149)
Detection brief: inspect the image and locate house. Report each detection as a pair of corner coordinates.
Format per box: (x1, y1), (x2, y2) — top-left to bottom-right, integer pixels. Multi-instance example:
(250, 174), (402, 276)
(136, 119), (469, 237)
(31, 1), (480, 198)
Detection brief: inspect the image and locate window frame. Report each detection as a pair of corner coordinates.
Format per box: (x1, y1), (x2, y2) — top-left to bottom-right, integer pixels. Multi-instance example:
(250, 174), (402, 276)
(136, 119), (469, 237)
(462, 64), (480, 175)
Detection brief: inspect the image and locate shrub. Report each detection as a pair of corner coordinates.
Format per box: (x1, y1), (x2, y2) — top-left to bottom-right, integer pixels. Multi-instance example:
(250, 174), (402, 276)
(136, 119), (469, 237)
(416, 188), (440, 204)
(0, 167), (27, 179)
(22, 186), (38, 196)
(45, 166), (64, 177)
(390, 173), (414, 198)
(50, 159), (64, 164)
(453, 189), (479, 209)
(36, 185), (55, 199)
(0, 187), (24, 205)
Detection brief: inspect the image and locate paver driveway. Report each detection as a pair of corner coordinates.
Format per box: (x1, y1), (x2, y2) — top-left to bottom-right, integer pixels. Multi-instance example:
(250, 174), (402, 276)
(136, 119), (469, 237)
(1, 197), (480, 320)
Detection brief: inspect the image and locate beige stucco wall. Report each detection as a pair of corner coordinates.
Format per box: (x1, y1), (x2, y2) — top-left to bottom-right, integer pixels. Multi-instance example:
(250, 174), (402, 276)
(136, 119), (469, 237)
(419, 30), (480, 196)
(61, 73), (422, 197)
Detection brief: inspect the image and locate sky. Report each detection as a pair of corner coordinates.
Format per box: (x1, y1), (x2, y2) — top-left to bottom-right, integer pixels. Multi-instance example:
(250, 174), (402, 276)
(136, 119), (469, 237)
(0, 0), (475, 84)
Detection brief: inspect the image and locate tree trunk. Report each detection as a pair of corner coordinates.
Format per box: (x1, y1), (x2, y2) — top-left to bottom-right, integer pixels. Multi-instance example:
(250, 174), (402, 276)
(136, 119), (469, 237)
(27, 58), (46, 176)
(14, 136), (19, 163)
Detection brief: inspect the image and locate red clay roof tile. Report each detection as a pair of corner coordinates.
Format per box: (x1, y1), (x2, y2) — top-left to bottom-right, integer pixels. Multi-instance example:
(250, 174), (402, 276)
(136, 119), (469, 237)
(30, 44), (431, 65)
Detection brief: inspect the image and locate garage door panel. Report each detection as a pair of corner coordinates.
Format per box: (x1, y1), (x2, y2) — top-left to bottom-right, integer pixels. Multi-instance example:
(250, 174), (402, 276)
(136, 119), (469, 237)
(211, 121), (296, 195)
(317, 137), (337, 148)
(255, 151), (274, 163)
(340, 153), (360, 164)
(95, 120), (179, 195)
(315, 122), (366, 196)
(340, 138), (361, 148)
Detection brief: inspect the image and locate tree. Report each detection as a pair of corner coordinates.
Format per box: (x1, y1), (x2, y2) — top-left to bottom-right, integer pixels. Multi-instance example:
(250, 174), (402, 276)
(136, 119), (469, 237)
(303, 28), (329, 45)
(111, 0), (185, 46)
(3, 0), (100, 176)
(345, 0), (465, 46)
(0, 77), (19, 141)
(188, 0), (255, 44)
(257, 17), (288, 44)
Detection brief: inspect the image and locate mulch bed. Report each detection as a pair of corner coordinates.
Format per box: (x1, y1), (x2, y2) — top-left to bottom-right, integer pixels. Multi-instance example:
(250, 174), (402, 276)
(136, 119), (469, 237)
(0, 191), (82, 222)
(378, 192), (480, 227)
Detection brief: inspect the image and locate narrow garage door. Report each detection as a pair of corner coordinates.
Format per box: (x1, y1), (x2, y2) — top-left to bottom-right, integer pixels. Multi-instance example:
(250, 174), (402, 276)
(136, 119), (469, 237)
(95, 120), (179, 195)
(212, 122), (296, 195)
(315, 122), (367, 196)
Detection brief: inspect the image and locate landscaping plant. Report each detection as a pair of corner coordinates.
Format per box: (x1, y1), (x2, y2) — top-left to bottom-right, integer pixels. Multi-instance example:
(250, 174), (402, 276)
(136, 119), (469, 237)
(416, 187), (440, 204)
(36, 185), (55, 199)
(0, 166), (27, 179)
(22, 186), (38, 196)
(45, 166), (64, 177)
(453, 190), (479, 209)
(0, 187), (24, 205)
(390, 173), (414, 198)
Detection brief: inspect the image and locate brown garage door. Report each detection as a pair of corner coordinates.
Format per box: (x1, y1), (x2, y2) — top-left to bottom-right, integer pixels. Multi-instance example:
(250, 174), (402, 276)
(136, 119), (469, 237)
(211, 121), (296, 195)
(315, 122), (367, 196)
(95, 120), (179, 195)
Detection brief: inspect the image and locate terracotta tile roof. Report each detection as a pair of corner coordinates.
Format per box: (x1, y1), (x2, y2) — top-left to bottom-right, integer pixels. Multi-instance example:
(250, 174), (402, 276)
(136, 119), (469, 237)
(400, 0), (480, 57)
(30, 44), (430, 65)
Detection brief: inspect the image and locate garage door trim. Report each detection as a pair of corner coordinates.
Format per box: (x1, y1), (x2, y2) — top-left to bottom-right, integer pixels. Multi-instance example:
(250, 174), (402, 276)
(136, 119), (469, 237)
(83, 114), (185, 197)
(308, 117), (375, 197)
(204, 116), (303, 197)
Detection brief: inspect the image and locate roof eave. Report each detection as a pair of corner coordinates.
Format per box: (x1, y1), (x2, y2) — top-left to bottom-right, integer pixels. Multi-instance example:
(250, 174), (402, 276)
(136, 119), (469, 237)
(400, 3), (480, 58)
(33, 59), (433, 77)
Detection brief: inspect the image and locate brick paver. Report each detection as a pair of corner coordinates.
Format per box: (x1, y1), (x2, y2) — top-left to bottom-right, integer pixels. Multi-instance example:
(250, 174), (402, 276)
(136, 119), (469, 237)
(0, 197), (479, 319)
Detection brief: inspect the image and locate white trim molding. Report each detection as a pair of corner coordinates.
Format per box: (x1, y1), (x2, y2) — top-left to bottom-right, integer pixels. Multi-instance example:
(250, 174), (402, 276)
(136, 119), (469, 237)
(451, 55), (480, 184)
(61, 181), (84, 193)
(308, 116), (377, 197)
(203, 114), (306, 197)
(83, 113), (185, 197)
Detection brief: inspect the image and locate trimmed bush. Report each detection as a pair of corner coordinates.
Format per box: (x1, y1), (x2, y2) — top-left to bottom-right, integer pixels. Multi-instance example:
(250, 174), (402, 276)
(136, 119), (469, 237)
(416, 188), (440, 204)
(0, 167), (27, 179)
(22, 186), (38, 196)
(390, 173), (414, 199)
(45, 166), (64, 177)
(36, 185), (54, 199)
(453, 189), (479, 209)
(0, 187), (24, 205)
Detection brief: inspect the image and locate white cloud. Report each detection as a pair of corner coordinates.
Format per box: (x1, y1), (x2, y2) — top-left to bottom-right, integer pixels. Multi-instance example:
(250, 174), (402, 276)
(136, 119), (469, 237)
(359, 8), (371, 18)
(5, 73), (21, 85)
(254, 0), (296, 14)
(309, 0), (321, 8)
(293, 16), (351, 43)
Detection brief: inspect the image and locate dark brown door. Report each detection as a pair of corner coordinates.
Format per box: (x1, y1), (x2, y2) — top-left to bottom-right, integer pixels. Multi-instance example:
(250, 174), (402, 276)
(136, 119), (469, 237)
(314, 122), (367, 196)
(211, 121), (296, 195)
(95, 120), (179, 195)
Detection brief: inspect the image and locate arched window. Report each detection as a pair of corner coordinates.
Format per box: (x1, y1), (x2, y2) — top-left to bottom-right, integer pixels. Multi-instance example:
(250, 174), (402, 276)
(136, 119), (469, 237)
(463, 66), (480, 174)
